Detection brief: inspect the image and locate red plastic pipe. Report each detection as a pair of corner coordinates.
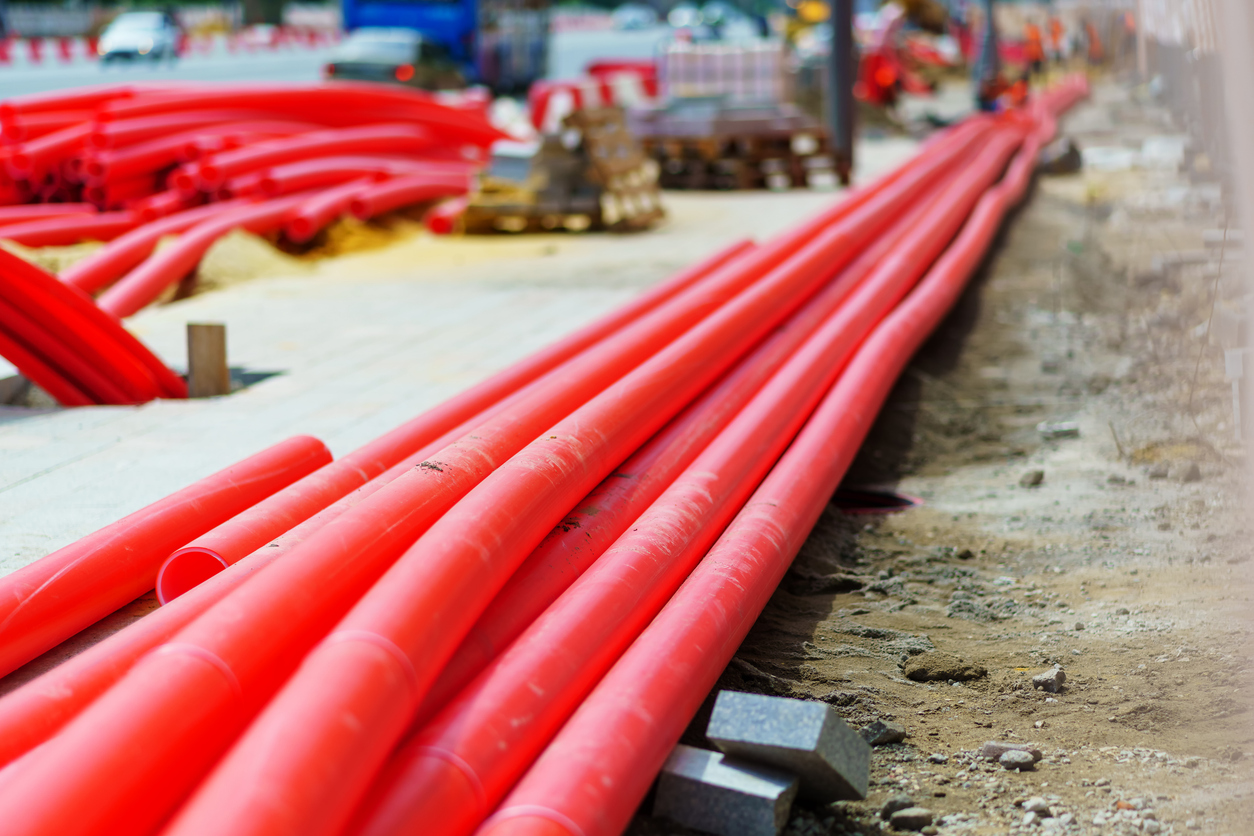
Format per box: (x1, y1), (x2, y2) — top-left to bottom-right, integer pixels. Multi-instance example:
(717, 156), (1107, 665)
(0, 294), (136, 403)
(7, 123), (91, 179)
(154, 239), (754, 603)
(0, 84), (141, 121)
(346, 165), (978, 836)
(285, 176), (384, 243)
(133, 189), (201, 221)
(181, 124), (437, 190)
(348, 171), (471, 220)
(95, 192), (316, 318)
(59, 199), (247, 294)
(476, 132), (1046, 836)
(0, 210), (140, 247)
(424, 196), (467, 235)
(3, 110), (92, 142)
(407, 177), (945, 728)
(0, 203), (95, 222)
(87, 109), (277, 150)
(0, 322), (93, 406)
(4, 147), (933, 836)
(151, 121), (967, 599)
(84, 122), (315, 182)
(84, 175), (157, 210)
(0, 247), (169, 402)
(162, 124), (992, 836)
(347, 136), (1021, 836)
(254, 157), (467, 198)
(0, 436), (331, 679)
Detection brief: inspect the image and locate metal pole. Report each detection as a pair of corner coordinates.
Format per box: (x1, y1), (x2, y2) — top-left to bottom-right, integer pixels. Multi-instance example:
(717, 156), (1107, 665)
(825, 0), (854, 186)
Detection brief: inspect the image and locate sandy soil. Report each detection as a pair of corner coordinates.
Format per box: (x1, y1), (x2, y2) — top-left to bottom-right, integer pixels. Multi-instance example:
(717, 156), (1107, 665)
(630, 81), (1253, 835)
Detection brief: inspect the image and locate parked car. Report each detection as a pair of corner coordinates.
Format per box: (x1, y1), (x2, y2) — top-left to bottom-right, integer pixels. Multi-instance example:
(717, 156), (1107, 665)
(97, 12), (181, 63)
(323, 27), (466, 90)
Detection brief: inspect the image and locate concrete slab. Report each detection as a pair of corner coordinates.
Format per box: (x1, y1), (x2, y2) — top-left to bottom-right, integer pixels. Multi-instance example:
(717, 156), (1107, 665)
(706, 690), (871, 802)
(654, 744), (798, 836)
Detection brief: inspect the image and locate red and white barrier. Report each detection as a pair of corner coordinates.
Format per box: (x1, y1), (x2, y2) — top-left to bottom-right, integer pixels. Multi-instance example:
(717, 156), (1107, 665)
(0, 27), (339, 69)
(528, 61), (658, 132)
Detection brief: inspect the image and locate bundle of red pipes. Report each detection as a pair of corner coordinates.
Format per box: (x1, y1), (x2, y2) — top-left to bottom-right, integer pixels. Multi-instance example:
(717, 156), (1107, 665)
(0, 76), (1088, 836)
(0, 81), (500, 406)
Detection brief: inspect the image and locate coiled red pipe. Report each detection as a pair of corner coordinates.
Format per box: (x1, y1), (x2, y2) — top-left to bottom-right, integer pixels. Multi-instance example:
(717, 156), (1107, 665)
(0, 321), (93, 406)
(0, 436), (331, 679)
(477, 126), (1052, 836)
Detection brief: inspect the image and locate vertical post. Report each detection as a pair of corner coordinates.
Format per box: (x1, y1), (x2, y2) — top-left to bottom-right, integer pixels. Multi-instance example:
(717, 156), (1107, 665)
(825, 0), (854, 186)
(186, 323), (231, 398)
(1136, 0), (1149, 80)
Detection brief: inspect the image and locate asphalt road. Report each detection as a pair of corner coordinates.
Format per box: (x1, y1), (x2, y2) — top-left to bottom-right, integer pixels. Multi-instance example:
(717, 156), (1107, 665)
(0, 28), (671, 99)
(0, 50), (337, 99)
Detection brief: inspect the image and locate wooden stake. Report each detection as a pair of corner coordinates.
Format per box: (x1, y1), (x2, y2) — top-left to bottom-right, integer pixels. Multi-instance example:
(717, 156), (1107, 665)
(187, 323), (230, 398)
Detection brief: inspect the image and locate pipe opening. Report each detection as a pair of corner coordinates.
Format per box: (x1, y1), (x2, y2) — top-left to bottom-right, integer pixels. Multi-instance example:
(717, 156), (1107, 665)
(156, 547), (227, 604)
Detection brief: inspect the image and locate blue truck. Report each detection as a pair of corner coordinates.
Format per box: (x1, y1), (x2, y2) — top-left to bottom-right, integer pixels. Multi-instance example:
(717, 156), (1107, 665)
(339, 0), (550, 93)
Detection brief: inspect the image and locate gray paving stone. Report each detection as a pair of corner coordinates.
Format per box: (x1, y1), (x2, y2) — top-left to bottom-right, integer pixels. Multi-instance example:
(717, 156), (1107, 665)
(706, 690), (871, 802)
(654, 744), (798, 836)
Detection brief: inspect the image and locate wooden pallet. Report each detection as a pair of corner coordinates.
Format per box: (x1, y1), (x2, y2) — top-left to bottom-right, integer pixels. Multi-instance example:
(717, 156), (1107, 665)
(641, 129), (838, 191)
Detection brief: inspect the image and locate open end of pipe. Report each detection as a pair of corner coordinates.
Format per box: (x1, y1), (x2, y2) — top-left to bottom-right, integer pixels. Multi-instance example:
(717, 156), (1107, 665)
(830, 487), (923, 515)
(197, 164), (222, 188)
(156, 547), (228, 605)
(348, 198), (368, 220)
(83, 159), (106, 180)
(171, 170), (197, 195)
(287, 217), (313, 243)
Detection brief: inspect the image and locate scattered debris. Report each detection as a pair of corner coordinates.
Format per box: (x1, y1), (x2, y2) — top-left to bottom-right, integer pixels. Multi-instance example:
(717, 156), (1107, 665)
(902, 651), (988, 682)
(1031, 666), (1067, 693)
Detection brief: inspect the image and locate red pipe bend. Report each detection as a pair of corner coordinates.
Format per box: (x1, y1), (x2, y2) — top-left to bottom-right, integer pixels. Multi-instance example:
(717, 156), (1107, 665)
(60, 198), (248, 294)
(95, 192), (315, 318)
(254, 157), (468, 198)
(86, 109), (278, 150)
(0, 203), (96, 222)
(424, 196), (468, 235)
(0, 322), (94, 406)
(0, 435), (331, 679)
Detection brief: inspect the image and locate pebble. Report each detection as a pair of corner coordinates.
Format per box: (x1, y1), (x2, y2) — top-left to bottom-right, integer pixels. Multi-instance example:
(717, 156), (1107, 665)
(888, 807), (934, 832)
(1147, 463), (1169, 479)
(861, 719), (908, 746)
(1022, 811), (1040, 827)
(1000, 750), (1037, 771)
(1180, 461), (1202, 482)
(1144, 820), (1162, 834)
(1031, 666), (1067, 693)
(881, 793), (916, 819)
(927, 753), (948, 764)
(980, 741), (1044, 763)
(1073, 622), (1085, 631)
(1024, 796), (1053, 815)
(1116, 607), (1130, 615)
(1019, 470), (1045, 488)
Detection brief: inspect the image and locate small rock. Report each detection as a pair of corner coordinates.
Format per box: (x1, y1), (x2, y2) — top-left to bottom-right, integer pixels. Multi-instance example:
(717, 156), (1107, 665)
(881, 793), (916, 819)
(1019, 470), (1045, 488)
(1116, 607), (1130, 615)
(902, 651), (988, 682)
(1024, 797), (1052, 815)
(1185, 819), (1200, 830)
(1074, 622), (1085, 631)
(1180, 461), (1202, 482)
(1022, 811), (1039, 827)
(1031, 666), (1067, 693)
(927, 753), (948, 764)
(920, 828), (939, 836)
(889, 807), (934, 831)
(957, 548), (974, 560)
(1147, 463), (1169, 479)
(980, 741), (1044, 762)
(1143, 820), (1162, 834)
(1037, 420), (1080, 440)
(1184, 757), (1201, 768)
(860, 719), (908, 746)
(1000, 750), (1037, 771)
(1107, 474), (1128, 485)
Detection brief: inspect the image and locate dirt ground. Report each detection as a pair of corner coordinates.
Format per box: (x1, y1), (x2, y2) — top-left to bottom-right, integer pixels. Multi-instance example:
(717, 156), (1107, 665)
(631, 81), (1253, 835)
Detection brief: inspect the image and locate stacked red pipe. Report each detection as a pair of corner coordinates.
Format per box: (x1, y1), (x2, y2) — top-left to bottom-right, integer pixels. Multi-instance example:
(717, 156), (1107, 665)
(0, 81), (497, 406)
(0, 77), (1087, 836)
